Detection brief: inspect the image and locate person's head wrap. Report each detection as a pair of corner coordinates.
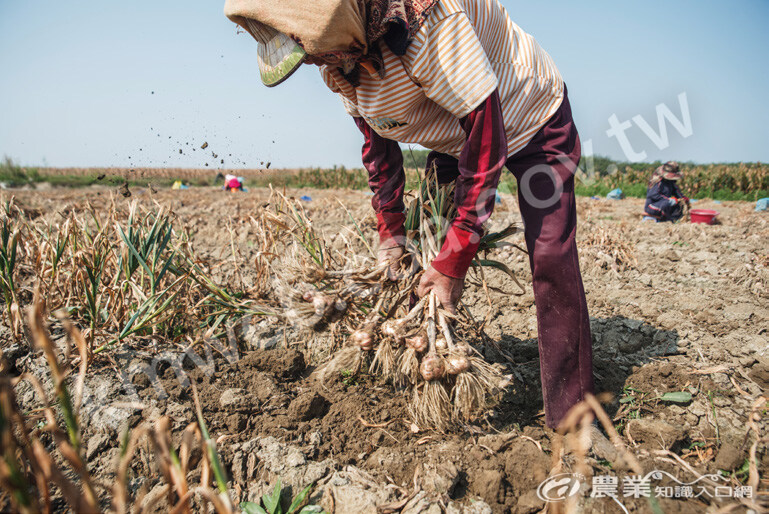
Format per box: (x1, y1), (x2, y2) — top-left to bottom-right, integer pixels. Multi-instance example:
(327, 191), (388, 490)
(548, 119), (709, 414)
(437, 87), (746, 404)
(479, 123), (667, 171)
(224, 0), (439, 87)
(661, 161), (682, 181)
(650, 161), (683, 185)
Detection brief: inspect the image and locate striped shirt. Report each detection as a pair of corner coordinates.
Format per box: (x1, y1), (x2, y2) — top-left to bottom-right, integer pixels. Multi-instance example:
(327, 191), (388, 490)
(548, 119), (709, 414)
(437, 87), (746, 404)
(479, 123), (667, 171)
(320, 0), (565, 159)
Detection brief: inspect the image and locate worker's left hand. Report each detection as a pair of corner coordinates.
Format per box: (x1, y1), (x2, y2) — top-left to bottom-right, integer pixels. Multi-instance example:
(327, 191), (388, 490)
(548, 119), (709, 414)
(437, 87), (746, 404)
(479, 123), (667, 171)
(378, 245), (406, 281)
(417, 266), (464, 315)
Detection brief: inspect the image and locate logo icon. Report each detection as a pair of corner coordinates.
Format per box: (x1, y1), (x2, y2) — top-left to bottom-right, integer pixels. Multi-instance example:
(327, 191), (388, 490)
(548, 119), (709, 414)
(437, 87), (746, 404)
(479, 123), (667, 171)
(537, 473), (583, 502)
(365, 116), (407, 130)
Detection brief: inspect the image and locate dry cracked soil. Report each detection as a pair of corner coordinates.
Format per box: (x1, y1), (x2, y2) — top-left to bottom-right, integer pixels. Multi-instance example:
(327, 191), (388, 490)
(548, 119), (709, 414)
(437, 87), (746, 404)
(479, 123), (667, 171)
(2, 185), (768, 513)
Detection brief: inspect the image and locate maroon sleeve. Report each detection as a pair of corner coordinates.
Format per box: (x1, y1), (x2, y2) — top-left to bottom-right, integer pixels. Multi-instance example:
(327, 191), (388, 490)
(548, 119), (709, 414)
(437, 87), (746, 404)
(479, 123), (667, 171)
(354, 117), (407, 249)
(431, 90), (507, 279)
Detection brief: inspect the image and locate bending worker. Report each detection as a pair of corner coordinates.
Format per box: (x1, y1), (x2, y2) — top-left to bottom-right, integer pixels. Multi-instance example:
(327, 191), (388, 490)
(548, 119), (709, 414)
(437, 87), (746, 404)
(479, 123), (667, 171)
(223, 174), (245, 192)
(224, 0), (594, 429)
(644, 161), (688, 222)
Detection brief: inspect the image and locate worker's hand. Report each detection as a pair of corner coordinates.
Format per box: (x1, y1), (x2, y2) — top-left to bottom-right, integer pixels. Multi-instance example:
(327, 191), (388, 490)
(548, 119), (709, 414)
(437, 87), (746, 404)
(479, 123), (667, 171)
(378, 245), (406, 281)
(417, 266), (464, 315)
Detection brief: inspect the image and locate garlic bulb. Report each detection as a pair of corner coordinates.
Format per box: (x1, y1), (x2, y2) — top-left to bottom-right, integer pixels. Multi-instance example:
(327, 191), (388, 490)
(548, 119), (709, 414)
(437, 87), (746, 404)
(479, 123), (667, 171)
(420, 354), (445, 381)
(352, 330), (374, 351)
(312, 295), (332, 316)
(446, 355), (470, 375)
(406, 334), (428, 353)
(381, 320), (399, 338)
(456, 344), (473, 356)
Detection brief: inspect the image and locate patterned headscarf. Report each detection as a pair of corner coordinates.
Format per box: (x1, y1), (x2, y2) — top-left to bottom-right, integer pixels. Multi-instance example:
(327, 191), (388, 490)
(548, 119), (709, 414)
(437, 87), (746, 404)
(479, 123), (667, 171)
(650, 161), (682, 185)
(308, 0), (440, 85)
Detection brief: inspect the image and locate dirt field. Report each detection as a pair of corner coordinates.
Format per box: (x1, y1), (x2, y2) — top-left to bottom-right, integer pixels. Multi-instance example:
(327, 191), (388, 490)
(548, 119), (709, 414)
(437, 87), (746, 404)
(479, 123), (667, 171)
(2, 184), (768, 513)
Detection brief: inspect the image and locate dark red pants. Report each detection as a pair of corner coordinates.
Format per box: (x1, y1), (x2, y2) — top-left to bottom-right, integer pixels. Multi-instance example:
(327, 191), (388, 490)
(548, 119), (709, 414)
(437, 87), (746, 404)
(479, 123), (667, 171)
(428, 90), (594, 428)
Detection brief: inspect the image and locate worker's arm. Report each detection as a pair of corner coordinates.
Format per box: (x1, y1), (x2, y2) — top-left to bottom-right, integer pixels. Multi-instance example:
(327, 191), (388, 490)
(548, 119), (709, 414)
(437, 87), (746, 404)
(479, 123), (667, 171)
(416, 91), (506, 312)
(430, 89), (507, 279)
(408, 12), (507, 279)
(354, 117), (407, 250)
(647, 182), (666, 203)
(673, 183), (688, 203)
(354, 92), (507, 281)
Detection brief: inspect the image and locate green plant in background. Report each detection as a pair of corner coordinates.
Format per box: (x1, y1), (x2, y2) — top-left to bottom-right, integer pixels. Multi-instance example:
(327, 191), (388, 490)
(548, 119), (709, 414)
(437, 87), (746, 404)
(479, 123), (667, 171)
(94, 275), (188, 354)
(574, 157), (769, 201)
(0, 203), (20, 334)
(0, 157), (30, 187)
(3, 149), (769, 199)
(619, 387), (644, 413)
(280, 194), (326, 268)
(248, 166), (370, 191)
(240, 479), (322, 514)
(41, 221), (70, 277)
(75, 228), (111, 345)
(116, 202), (179, 294)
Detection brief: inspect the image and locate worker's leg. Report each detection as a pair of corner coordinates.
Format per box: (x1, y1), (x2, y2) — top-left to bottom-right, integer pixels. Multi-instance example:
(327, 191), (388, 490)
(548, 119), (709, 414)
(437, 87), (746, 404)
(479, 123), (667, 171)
(644, 202), (665, 219)
(649, 200), (682, 222)
(505, 90), (594, 428)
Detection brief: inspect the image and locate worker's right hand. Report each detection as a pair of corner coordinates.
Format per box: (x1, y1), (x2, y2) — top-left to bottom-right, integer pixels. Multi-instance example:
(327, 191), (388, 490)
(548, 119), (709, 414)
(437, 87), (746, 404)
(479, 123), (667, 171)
(417, 265), (463, 315)
(378, 245), (406, 281)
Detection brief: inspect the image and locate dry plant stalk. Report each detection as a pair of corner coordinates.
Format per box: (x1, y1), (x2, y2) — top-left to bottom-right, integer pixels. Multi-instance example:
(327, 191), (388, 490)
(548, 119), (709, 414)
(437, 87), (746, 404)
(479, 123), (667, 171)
(557, 393), (643, 476)
(0, 199), (23, 339)
(0, 193), (283, 361)
(27, 288), (100, 510)
(546, 394), (643, 514)
(580, 224), (637, 273)
(745, 396), (767, 512)
(0, 286), (235, 513)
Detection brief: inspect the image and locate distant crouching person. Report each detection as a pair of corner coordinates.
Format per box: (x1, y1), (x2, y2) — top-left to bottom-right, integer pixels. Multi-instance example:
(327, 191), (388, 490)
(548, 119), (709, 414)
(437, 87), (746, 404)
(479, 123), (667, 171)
(645, 161), (688, 222)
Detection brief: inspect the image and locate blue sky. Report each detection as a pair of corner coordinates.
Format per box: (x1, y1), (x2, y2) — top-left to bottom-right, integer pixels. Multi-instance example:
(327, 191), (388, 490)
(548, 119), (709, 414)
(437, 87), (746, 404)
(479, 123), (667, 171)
(0, 1), (767, 170)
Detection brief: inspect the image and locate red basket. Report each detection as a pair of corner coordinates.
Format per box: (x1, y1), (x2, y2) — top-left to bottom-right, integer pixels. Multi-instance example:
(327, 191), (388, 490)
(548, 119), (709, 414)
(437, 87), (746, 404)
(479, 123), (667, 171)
(690, 209), (719, 225)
